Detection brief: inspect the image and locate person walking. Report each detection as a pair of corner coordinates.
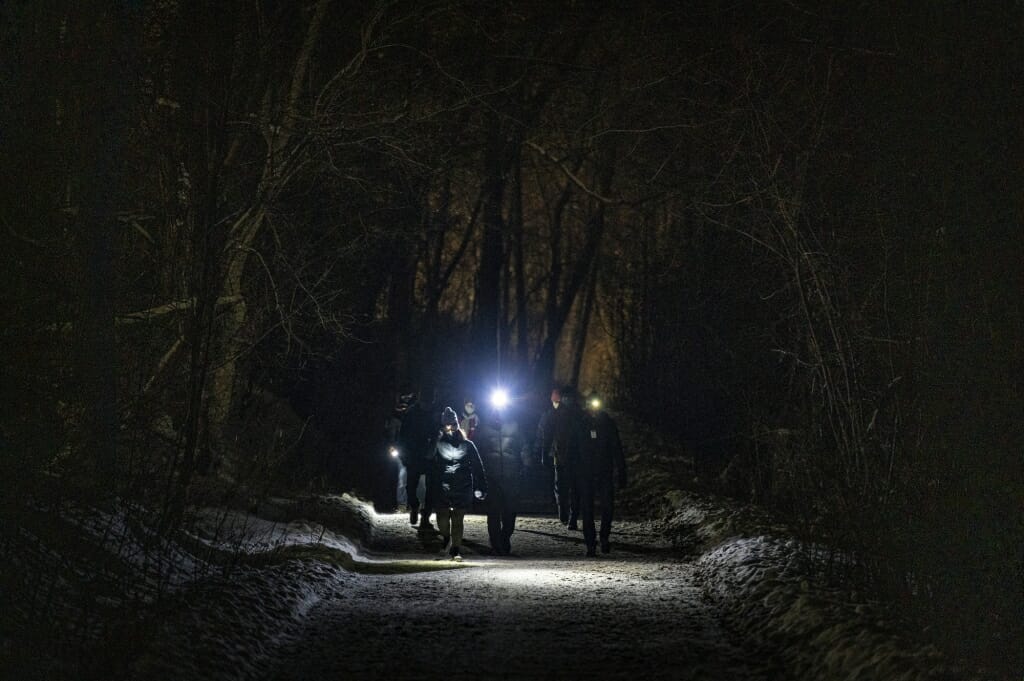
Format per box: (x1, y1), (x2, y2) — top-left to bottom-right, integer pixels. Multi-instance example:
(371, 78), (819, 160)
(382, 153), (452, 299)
(394, 388), (440, 532)
(433, 407), (488, 561)
(537, 386), (584, 529)
(579, 392), (628, 557)
(384, 391), (415, 511)
(477, 405), (524, 555)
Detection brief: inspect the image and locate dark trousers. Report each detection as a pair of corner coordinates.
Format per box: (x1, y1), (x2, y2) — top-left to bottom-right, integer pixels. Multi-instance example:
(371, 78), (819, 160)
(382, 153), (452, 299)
(553, 463), (579, 525)
(406, 460), (435, 518)
(486, 484), (517, 555)
(580, 474), (615, 549)
(436, 506), (466, 548)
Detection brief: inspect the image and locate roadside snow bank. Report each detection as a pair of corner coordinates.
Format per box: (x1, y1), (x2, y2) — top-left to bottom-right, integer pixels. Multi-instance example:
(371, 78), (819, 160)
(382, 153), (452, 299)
(614, 411), (973, 681)
(2, 501), (212, 677)
(189, 498), (376, 565)
(655, 491), (973, 680)
(658, 489), (780, 549)
(694, 536), (965, 681)
(128, 492), (449, 681)
(132, 560), (351, 681)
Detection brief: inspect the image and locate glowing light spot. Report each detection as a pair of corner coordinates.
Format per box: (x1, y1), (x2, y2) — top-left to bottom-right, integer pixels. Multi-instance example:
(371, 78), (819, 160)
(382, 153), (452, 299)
(490, 388), (509, 410)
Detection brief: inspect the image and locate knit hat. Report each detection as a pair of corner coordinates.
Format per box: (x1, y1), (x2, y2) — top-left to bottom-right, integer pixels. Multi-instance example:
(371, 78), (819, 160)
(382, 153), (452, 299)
(441, 406), (460, 428)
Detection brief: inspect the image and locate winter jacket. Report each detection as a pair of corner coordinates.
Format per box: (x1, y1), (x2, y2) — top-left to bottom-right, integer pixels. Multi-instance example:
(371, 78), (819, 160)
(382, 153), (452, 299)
(476, 415), (524, 501)
(579, 411), (627, 487)
(433, 431), (487, 510)
(395, 401), (439, 466)
(537, 403), (583, 468)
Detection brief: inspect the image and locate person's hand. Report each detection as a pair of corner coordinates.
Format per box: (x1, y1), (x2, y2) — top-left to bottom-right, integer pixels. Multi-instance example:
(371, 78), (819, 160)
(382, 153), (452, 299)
(474, 490), (486, 501)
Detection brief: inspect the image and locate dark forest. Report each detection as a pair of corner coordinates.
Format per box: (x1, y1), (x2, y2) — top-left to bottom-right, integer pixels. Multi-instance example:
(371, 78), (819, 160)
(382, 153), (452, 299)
(1, 2), (1021, 679)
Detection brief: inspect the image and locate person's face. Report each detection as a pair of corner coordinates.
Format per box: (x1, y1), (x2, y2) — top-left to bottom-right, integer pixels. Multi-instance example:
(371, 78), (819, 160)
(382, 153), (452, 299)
(464, 402), (475, 415)
(551, 389), (561, 408)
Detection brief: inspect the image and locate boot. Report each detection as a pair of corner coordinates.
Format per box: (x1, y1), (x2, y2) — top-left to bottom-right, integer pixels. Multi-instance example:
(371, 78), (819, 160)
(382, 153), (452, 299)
(449, 546), (462, 562)
(585, 545), (597, 558)
(409, 508), (419, 526)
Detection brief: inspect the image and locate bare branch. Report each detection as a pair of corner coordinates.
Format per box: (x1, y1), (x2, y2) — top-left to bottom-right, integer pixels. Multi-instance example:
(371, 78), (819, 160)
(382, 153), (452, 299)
(142, 336), (185, 396)
(525, 140), (620, 205)
(117, 296), (243, 325)
(283, 0), (333, 136)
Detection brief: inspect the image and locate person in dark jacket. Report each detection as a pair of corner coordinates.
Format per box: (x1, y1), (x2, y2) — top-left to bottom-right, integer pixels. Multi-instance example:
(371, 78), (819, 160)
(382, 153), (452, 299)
(477, 406), (524, 555)
(433, 406), (488, 561)
(394, 389), (440, 532)
(578, 392), (628, 556)
(537, 386), (584, 529)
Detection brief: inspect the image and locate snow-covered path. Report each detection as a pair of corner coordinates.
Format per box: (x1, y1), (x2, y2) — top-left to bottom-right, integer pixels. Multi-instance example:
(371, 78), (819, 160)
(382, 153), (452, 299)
(268, 512), (782, 681)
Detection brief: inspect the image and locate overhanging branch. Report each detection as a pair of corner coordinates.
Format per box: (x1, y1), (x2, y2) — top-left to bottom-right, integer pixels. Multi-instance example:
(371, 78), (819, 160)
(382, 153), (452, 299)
(524, 141), (618, 205)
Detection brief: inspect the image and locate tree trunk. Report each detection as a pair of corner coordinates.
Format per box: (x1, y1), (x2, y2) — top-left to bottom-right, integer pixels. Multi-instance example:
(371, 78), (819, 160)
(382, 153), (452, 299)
(534, 151), (616, 386)
(70, 2), (127, 491)
(569, 259), (598, 388)
(207, 209), (260, 430)
(534, 208), (608, 386)
(511, 152), (529, 368)
(387, 224), (417, 383)
(206, 0), (330, 431)
(474, 118), (507, 380)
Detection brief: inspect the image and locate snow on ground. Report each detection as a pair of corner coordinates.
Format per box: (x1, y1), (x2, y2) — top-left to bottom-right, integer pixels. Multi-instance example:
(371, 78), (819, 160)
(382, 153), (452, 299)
(612, 412), (980, 681)
(694, 536), (958, 681)
(2, 499), (208, 677)
(129, 494), (468, 681)
(117, 492), (974, 681)
(121, 495), (784, 680)
(5, 442), (982, 680)
(266, 511), (784, 681)
(131, 559), (353, 681)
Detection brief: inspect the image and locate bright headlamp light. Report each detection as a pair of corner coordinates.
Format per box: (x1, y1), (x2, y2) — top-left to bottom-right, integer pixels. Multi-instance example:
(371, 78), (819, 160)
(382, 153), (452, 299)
(490, 388), (509, 410)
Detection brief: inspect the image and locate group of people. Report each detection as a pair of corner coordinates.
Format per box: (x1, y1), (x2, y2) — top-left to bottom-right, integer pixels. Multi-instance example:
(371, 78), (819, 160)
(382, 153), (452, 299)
(386, 384), (627, 560)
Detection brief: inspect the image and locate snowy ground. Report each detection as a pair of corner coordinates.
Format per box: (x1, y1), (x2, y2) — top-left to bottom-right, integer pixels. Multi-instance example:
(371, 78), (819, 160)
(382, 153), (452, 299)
(4, 412), (984, 680)
(131, 501), (780, 681)
(119, 493), (970, 681)
(267, 511), (782, 681)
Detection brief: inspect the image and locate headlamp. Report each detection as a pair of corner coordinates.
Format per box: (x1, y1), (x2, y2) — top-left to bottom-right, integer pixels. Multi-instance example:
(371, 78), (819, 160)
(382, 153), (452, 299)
(389, 446), (399, 458)
(589, 397), (601, 409)
(490, 388), (509, 410)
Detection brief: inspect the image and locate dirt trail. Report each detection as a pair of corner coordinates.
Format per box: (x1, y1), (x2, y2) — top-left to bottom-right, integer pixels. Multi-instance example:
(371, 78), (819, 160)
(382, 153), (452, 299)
(268, 512), (783, 681)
